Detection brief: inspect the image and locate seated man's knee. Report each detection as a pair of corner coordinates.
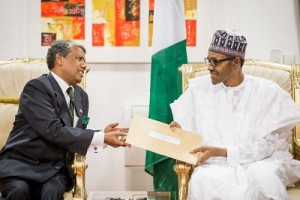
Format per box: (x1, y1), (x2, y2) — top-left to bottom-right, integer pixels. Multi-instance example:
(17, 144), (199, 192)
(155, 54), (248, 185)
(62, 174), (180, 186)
(247, 161), (277, 179)
(189, 165), (220, 187)
(42, 183), (65, 198)
(0, 178), (30, 199)
(40, 176), (66, 199)
(245, 161), (288, 199)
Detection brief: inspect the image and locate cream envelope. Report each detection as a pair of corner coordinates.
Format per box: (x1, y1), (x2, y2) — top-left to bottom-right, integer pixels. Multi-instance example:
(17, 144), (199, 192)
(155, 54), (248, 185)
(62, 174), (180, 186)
(126, 115), (202, 165)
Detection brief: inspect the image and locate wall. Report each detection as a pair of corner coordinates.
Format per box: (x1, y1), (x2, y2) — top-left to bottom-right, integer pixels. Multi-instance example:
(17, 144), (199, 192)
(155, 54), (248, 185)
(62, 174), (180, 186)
(0, 0), (299, 63)
(85, 63), (152, 192)
(0, 0), (299, 193)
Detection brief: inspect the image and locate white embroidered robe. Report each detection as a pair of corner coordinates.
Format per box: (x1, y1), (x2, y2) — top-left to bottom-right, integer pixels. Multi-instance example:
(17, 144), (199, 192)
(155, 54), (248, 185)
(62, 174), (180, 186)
(170, 74), (300, 200)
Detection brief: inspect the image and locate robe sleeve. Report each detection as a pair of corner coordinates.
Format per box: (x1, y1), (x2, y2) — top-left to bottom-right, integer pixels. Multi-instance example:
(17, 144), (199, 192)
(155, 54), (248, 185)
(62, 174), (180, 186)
(227, 81), (298, 164)
(254, 82), (300, 139)
(226, 132), (281, 164)
(170, 86), (196, 132)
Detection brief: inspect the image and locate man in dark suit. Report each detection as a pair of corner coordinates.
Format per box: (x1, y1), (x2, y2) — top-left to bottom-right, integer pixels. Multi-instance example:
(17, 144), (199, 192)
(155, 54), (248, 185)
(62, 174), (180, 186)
(0, 40), (128, 200)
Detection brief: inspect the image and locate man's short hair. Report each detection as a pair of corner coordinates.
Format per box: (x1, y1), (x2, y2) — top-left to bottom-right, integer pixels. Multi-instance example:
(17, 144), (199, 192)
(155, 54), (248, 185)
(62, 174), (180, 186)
(46, 40), (86, 70)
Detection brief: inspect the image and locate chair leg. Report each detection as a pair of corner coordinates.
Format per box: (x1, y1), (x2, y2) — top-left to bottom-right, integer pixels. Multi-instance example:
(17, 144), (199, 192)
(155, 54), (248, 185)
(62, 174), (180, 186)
(72, 154), (88, 200)
(173, 161), (193, 200)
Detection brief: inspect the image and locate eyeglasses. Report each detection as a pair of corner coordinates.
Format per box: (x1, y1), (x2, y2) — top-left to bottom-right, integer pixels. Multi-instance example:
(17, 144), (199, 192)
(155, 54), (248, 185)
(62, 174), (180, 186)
(204, 57), (235, 67)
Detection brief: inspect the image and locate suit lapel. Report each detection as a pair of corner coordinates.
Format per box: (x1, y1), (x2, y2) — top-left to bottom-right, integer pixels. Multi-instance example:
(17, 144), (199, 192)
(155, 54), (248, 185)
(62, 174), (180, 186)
(74, 87), (84, 128)
(47, 73), (73, 126)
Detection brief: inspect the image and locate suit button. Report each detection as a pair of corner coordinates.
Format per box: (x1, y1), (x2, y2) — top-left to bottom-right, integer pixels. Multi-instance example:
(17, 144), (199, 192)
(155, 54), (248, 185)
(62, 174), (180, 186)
(55, 166), (60, 170)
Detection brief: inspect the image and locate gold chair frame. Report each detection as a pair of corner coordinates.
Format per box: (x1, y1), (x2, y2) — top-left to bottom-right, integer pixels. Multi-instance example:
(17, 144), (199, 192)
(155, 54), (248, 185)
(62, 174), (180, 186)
(174, 60), (300, 200)
(0, 58), (89, 200)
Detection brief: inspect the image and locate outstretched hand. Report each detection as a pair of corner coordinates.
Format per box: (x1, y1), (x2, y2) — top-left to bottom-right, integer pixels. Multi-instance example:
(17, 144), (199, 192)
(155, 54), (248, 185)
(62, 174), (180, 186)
(104, 122), (129, 148)
(190, 146), (227, 165)
(104, 122), (129, 133)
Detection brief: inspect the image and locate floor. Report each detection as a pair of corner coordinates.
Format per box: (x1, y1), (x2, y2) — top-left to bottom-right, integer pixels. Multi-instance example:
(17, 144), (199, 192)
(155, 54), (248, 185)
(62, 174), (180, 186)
(87, 191), (170, 200)
(87, 190), (300, 200)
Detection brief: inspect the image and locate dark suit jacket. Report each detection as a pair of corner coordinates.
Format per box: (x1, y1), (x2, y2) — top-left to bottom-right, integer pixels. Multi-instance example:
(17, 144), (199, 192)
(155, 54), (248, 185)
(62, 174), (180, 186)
(0, 73), (95, 190)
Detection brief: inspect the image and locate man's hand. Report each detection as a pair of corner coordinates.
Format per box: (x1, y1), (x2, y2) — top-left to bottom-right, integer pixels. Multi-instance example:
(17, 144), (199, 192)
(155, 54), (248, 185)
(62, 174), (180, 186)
(104, 122), (129, 148)
(190, 146), (227, 164)
(169, 121), (181, 131)
(104, 122), (129, 133)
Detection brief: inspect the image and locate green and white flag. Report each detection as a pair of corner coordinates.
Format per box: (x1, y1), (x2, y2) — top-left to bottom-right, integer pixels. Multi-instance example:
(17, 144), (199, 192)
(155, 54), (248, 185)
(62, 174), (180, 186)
(145, 0), (188, 199)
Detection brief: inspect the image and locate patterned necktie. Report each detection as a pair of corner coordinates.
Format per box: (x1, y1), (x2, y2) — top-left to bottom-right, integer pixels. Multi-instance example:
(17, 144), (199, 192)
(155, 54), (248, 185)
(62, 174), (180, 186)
(66, 87), (75, 120)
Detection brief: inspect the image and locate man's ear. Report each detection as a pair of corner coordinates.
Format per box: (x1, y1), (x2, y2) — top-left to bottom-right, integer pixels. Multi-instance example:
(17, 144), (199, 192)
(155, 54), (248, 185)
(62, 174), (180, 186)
(55, 54), (63, 66)
(233, 57), (241, 69)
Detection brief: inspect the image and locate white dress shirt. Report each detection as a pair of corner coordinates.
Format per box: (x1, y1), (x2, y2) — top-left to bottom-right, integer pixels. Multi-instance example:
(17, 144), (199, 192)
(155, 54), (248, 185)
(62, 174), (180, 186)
(51, 72), (105, 153)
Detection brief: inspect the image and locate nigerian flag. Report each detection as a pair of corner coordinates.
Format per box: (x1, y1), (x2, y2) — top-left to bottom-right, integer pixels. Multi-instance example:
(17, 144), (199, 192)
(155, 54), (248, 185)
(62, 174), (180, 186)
(145, 0), (188, 199)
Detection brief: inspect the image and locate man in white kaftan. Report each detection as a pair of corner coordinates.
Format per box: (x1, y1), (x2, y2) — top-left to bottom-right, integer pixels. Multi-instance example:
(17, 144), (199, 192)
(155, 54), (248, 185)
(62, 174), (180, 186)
(170, 30), (300, 200)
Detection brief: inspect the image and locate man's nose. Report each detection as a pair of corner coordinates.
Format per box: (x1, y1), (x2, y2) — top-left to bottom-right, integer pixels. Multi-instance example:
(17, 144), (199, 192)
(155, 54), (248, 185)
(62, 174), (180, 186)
(80, 62), (87, 70)
(207, 64), (214, 71)
(82, 64), (90, 73)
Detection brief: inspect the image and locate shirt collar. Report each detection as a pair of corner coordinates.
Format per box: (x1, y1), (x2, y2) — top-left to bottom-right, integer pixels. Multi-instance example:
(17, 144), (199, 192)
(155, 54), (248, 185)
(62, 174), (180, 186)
(50, 71), (74, 102)
(50, 71), (73, 94)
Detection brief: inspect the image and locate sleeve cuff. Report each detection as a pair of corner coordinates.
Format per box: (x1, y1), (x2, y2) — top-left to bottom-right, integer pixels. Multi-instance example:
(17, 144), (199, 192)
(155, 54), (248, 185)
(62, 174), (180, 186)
(88, 130), (107, 153)
(226, 146), (239, 163)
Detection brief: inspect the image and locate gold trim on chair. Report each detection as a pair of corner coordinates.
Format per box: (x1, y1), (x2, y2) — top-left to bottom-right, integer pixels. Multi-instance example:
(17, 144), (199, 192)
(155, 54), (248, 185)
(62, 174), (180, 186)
(72, 66), (89, 200)
(173, 160), (194, 200)
(72, 154), (88, 200)
(292, 64), (300, 162)
(0, 97), (19, 104)
(4, 57), (46, 63)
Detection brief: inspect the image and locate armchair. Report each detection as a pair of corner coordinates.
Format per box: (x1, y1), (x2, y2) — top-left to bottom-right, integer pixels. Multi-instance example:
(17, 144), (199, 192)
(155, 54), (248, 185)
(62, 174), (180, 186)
(0, 58), (89, 200)
(173, 60), (300, 200)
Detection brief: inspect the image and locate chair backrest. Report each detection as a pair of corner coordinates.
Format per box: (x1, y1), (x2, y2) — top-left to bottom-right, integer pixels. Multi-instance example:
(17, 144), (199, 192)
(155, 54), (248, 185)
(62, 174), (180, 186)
(179, 60), (300, 159)
(0, 58), (49, 148)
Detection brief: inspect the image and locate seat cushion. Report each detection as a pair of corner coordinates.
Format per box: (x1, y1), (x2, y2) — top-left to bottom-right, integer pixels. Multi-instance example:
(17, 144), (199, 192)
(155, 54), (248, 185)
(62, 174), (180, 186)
(288, 188), (300, 200)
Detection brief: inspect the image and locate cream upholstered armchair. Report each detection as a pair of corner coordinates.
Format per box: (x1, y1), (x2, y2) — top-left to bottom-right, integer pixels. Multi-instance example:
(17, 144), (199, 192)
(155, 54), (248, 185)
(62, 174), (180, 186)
(0, 58), (89, 200)
(173, 60), (300, 200)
